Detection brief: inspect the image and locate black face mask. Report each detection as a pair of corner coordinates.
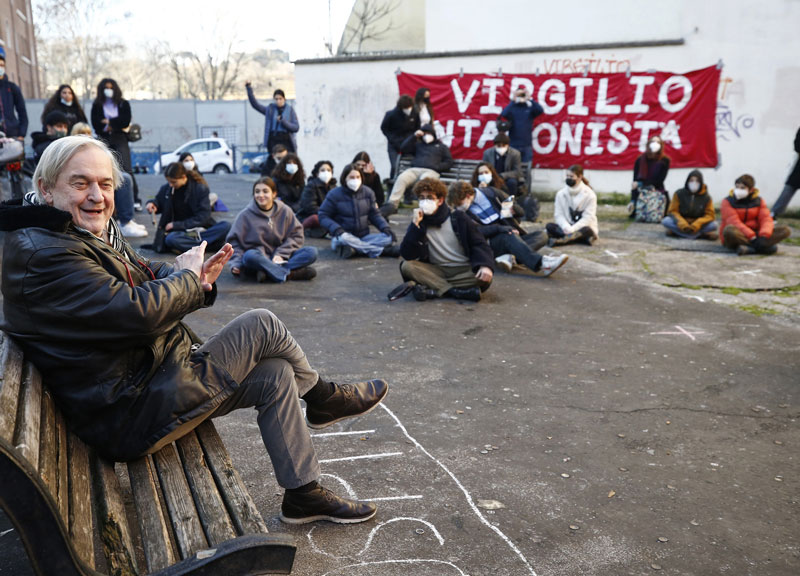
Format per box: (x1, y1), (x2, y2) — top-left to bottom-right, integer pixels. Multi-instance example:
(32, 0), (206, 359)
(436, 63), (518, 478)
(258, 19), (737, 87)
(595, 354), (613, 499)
(565, 177), (577, 187)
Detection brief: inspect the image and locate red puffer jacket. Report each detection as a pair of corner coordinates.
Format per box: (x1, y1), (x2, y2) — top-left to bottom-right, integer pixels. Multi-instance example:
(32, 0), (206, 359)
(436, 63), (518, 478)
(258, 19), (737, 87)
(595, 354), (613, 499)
(719, 188), (773, 243)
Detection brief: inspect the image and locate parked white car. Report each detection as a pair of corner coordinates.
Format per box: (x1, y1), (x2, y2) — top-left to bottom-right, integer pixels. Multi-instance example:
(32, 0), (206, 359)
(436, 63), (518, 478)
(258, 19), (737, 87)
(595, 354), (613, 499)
(154, 138), (234, 174)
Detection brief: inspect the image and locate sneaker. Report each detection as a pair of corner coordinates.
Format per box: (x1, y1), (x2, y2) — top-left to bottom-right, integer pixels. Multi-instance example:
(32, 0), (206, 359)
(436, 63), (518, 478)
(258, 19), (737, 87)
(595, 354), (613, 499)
(413, 284), (438, 301)
(133, 201), (142, 212)
(256, 270), (268, 283)
(337, 244), (356, 259)
(736, 244), (755, 256)
(287, 267), (317, 281)
(280, 483), (377, 525)
(388, 280), (416, 301)
(495, 254), (515, 273)
(305, 379), (389, 429)
(119, 220), (148, 238)
(539, 254), (568, 277)
(380, 245), (401, 258)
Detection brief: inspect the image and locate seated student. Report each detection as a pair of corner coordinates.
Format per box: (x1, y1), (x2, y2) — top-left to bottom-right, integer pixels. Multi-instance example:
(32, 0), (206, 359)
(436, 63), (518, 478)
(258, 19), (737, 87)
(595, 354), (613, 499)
(393, 178), (494, 303)
(319, 164), (397, 258)
(546, 164), (599, 246)
(720, 174), (791, 255)
(630, 135), (670, 218)
(179, 151), (224, 211)
(297, 160), (336, 237)
(226, 177), (317, 282)
(382, 124), (453, 216)
(482, 133), (524, 197)
(263, 143), (288, 177)
(145, 162), (231, 253)
(352, 151), (385, 206)
(449, 179), (567, 276)
(661, 169), (718, 240)
(31, 110), (70, 164)
(271, 153), (305, 213)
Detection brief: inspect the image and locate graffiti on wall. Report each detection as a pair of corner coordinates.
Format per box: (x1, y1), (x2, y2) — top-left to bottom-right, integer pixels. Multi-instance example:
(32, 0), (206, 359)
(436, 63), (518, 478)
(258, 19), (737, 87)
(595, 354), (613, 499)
(715, 75), (754, 141)
(541, 52), (632, 75)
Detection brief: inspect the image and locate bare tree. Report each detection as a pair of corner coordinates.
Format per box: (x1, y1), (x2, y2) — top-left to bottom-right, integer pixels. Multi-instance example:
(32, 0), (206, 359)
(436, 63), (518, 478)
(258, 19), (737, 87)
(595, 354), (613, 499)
(339, 0), (402, 54)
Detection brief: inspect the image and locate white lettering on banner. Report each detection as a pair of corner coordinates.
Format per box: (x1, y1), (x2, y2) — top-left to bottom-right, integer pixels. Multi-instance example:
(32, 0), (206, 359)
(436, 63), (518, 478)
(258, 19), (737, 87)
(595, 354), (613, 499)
(660, 119), (683, 149)
(596, 78), (621, 114)
(567, 77), (593, 116)
(532, 123), (557, 154)
(477, 121), (498, 148)
(538, 79), (566, 114)
(608, 121), (632, 154)
(510, 77), (534, 98)
(558, 123), (584, 155)
(458, 118), (482, 147)
(451, 79), (480, 114)
(584, 122), (606, 155)
(436, 120), (455, 147)
(633, 120), (661, 150)
(480, 78), (505, 115)
(625, 76), (655, 113)
(659, 76), (692, 113)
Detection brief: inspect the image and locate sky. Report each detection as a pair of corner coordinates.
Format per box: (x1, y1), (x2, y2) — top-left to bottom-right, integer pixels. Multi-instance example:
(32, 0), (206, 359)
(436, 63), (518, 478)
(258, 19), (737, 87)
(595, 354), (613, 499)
(35, 0), (356, 61)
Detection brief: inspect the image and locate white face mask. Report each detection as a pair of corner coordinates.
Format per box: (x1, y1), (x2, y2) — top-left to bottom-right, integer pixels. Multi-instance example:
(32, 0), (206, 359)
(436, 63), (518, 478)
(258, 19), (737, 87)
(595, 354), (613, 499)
(103, 88), (114, 99)
(648, 141), (661, 153)
(733, 187), (749, 200)
(478, 173), (492, 184)
(515, 96), (527, 103)
(688, 181), (700, 193)
(0, 67), (5, 77)
(423, 134), (435, 144)
(346, 178), (361, 191)
(419, 198), (438, 215)
(495, 146), (508, 156)
(318, 169), (332, 183)
(61, 98), (73, 107)
(182, 160), (195, 171)
(403, 107), (413, 116)
(285, 163), (298, 175)
(457, 199), (472, 211)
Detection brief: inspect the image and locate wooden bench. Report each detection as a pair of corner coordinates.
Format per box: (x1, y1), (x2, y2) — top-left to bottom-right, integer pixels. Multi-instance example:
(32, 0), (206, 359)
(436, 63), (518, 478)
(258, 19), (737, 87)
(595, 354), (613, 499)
(0, 332), (296, 575)
(395, 155), (531, 192)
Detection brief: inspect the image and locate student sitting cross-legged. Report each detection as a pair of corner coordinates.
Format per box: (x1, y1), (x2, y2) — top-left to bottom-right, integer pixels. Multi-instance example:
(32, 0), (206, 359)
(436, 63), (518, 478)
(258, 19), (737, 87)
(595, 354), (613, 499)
(661, 169), (718, 240)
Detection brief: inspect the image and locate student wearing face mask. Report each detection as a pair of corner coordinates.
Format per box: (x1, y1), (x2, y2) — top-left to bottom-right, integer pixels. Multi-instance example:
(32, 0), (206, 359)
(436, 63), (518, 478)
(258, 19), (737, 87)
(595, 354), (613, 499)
(391, 179), (494, 302)
(262, 143), (288, 177)
(381, 94), (419, 180)
(630, 135), (671, 219)
(482, 133), (524, 197)
(383, 124), (454, 217)
(546, 165), (599, 246)
(226, 177), (317, 283)
(41, 84), (87, 132)
(661, 170), (718, 240)
(318, 164), (397, 259)
(144, 162), (231, 253)
(497, 88), (544, 163)
(271, 153), (306, 213)
(297, 160), (337, 237)
(31, 111), (71, 165)
(448, 180), (567, 277)
(245, 83), (299, 153)
(352, 151), (385, 206)
(414, 87), (434, 126)
(0, 47), (27, 143)
(720, 174), (791, 256)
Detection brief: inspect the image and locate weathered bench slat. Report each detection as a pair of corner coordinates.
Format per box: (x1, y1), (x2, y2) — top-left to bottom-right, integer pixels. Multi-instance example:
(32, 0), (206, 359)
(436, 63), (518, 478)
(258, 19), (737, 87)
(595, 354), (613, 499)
(38, 389), (59, 500)
(195, 422), (269, 536)
(128, 455), (177, 572)
(0, 334), (23, 443)
(56, 409), (70, 525)
(16, 362), (42, 470)
(68, 433), (95, 569)
(93, 456), (139, 576)
(153, 443), (209, 559)
(176, 431), (237, 545)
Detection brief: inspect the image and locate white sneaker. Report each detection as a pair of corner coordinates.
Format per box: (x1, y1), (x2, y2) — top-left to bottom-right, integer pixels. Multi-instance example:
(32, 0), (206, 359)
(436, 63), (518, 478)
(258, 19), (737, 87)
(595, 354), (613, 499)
(130, 220), (147, 230)
(119, 220), (148, 238)
(539, 254), (568, 277)
(495, 254), (515, 273)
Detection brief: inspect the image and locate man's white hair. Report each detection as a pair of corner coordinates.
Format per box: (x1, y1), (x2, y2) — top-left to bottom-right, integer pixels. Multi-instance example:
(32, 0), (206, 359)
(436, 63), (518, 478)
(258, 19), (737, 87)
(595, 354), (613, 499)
(33, 136), (123, 204)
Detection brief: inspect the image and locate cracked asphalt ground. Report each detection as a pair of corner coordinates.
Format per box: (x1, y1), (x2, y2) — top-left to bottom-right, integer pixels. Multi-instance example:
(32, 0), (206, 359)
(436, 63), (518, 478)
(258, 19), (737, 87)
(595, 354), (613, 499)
(1, 174), (798, 575)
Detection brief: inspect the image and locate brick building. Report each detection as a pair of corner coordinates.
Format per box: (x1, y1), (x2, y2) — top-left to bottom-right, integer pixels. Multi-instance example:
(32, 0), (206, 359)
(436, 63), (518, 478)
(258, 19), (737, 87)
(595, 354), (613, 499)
(0, 0), (39, 99)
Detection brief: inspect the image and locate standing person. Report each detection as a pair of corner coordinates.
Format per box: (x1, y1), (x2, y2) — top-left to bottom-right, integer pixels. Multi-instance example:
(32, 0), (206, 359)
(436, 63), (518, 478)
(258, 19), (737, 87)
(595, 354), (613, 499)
(414, 87), (434, 127)
(91, 78), (141, 209)
(380, 94), (418, 180)
(0, 47), (27, 142)
(226, 177), (317, 283)
(383, 124), (453, 216)
(297, 160), (336, 237)
(629, 135), (670, 218)
(661, 170), (718, 240)
(546, 165), (599, 246)
(497, 87), (543, 163)
(771, 127), (800, 218)
(352, 151), (384, 206)
(41, 84), (87, 132)
(0, 136), (388, 525)
(145, 162), (231, 253)
(720, 174), (791, 255)
(318, 164), (397, 258)
(271, 153), (306, 213)
(245, 83), (299, 153)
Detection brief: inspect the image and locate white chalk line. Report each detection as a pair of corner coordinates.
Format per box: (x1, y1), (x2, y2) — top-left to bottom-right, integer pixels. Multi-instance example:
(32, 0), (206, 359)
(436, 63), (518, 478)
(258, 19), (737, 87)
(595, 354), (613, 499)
(312, 429), (376, 438)
(319, 473), (356, 499)
(320, 558), (468, 576)
(379, 403), (538, 576)
(0, 528), (14, 537)
(319, 473), (421, 502)
(319, 451), (403, 464)
(363, 495), (423, 501)
(649, 325), (707, 340)
(307, 517), (444, 560)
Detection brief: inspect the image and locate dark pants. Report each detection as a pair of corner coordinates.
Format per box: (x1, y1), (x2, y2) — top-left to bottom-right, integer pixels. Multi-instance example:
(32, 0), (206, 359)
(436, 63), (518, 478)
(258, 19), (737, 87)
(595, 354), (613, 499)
(164, 221), (232, 253)
(388, 144), (400, 179)
(490, 232), (543, 271)
(505, 178), (519, 197)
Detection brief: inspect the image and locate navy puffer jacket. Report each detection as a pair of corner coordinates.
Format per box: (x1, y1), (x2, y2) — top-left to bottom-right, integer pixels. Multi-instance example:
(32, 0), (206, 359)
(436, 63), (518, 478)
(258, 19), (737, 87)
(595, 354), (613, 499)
(318, 184), (391, 239)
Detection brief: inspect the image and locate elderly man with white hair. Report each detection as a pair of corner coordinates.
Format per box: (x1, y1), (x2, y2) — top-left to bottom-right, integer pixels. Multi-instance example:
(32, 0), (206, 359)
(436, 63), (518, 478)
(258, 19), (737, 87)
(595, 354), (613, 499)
(0, 136), (388, 525)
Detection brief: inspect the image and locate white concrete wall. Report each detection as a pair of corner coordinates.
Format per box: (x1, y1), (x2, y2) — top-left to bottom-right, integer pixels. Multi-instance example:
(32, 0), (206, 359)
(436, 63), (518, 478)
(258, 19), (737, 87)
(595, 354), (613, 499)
(294, 0), (800, 204)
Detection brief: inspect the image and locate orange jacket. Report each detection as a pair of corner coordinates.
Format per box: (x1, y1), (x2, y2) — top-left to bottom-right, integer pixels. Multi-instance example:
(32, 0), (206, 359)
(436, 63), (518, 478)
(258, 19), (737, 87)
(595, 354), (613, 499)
(719, 188), (773, 243)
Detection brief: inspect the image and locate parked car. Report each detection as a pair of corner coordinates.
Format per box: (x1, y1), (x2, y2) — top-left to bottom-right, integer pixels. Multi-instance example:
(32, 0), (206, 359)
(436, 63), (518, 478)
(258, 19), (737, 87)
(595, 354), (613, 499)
(242, 153), (267, 174)
(154, 138), (234, 174)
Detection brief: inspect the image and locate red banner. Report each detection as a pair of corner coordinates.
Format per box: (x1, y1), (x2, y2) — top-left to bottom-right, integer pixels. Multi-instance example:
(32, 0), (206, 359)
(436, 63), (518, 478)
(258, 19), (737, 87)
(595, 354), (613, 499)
(397, 66), (720, 170)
